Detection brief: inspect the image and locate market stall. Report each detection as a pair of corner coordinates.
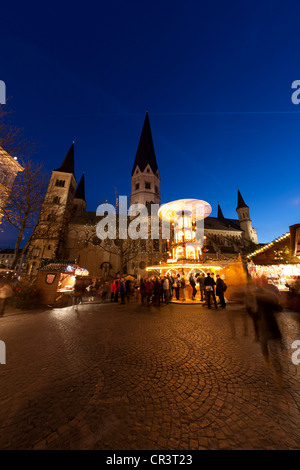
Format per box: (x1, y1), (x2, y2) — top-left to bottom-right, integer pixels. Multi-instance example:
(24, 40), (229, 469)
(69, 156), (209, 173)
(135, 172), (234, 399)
(247, 262), (300, 292)
(36, 263), (90, 307)
(246, 262), (300, 310)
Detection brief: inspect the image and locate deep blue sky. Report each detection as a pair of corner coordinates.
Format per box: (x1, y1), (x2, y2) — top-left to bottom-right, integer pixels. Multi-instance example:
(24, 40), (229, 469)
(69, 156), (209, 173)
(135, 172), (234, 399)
(1, 0), (300, 246)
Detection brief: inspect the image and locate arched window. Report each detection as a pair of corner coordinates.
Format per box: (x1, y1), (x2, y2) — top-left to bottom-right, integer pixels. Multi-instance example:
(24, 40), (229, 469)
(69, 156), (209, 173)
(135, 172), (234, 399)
(176, 246), (184, 259)
(177, 231), (184, 242)
(186, 246), (195, 259)
(185, 230), (191, 241)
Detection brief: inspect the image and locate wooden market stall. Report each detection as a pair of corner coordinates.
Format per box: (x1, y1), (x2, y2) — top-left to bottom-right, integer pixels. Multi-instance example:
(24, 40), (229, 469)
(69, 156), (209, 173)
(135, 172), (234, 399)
(36, 263), (90, 307)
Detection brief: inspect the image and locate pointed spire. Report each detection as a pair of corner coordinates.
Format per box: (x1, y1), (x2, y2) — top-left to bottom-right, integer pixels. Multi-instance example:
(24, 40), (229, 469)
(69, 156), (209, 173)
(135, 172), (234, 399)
(217, 203), (224, 218)
(55, 143), (75, 175)
(131, 112), (159, 176)
(74, 173), (86, 201)
(236, 189), (249, 210)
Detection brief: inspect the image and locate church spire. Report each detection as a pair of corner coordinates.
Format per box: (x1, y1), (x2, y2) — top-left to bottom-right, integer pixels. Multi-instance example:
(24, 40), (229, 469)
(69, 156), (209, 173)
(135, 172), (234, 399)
(217, 203), (224, 218)
(74, 173), (86, 201)
(55, 142), (75, 175)
(236, 189), (248, 210)
(131, 112), (159, 176)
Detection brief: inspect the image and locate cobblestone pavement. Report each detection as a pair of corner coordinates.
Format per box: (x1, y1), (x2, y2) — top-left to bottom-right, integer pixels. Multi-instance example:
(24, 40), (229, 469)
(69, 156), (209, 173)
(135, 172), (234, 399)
(0, 300), (300, 450)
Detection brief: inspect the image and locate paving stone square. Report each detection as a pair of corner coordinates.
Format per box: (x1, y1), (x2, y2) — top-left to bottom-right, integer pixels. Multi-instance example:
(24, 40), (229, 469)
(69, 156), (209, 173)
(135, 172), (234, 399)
(0, 301), (300, 450)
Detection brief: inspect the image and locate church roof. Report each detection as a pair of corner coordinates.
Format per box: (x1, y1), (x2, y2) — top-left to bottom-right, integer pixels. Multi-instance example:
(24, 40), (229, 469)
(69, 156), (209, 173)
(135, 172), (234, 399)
(204, 216), (242, 232)
(74, 173), (86, 201)
(131, 112), (159, 176)
(55, 143), (75, 175)
(236, 189), (248, 210)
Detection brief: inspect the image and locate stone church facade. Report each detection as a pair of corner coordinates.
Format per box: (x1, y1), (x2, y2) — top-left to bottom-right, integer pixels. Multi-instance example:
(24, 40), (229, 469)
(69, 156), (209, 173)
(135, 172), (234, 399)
(26, 112), (259, 278)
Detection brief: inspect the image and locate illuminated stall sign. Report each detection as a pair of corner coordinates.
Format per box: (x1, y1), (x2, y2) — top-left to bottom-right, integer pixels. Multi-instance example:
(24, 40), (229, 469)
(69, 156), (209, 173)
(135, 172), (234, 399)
(45, 273), (56, 285)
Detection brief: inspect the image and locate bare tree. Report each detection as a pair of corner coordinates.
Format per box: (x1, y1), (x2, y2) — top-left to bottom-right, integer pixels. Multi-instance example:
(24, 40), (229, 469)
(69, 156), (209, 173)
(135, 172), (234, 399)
(0, 103), (36, 159)
(0, 159), (50, 270)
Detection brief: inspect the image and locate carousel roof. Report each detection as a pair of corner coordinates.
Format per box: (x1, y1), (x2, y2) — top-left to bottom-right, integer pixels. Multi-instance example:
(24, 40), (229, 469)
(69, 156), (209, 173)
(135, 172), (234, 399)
(158, 199), (212, 222)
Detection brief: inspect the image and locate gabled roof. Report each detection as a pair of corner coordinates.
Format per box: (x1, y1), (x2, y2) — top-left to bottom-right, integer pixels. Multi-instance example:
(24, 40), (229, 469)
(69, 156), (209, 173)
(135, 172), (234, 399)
(74, 173), (86, 201)
(236, 189), (248, 210)
(131, 112), (159, 176)
(54, 143), (75, 175)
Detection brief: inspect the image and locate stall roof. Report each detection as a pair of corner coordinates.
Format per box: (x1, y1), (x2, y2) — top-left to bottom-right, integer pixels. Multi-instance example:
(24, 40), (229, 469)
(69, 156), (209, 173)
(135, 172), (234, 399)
(39, 263), (74, 272)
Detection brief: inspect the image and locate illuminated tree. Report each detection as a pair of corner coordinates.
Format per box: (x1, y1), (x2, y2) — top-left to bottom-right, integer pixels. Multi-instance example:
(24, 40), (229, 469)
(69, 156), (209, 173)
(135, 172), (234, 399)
(1, 159), (51, 271)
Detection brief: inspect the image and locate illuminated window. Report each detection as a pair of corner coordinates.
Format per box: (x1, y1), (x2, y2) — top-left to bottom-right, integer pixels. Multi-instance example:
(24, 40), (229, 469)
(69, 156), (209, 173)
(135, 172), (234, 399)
(186, 247), (195, 259)
(176, 246), (184, 258)
(178, 231), (184, 242)
(184, 217), (191, 228)
(185, 230), (191, 240)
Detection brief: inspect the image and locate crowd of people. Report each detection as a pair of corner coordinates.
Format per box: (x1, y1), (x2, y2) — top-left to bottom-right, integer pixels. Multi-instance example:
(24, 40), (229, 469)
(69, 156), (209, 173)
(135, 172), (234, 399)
(105, 271), (228, 309)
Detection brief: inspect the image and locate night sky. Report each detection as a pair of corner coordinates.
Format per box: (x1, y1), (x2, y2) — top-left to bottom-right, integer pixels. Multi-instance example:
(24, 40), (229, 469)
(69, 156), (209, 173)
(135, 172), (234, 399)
(1, 0), (300, 247)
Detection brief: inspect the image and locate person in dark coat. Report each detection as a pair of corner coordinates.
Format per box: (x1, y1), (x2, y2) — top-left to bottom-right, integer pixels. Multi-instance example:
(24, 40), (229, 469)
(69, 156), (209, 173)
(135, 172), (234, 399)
(145, 279), (153, 304)
(153, 277), (161, 306)
(72, 277), (85, 310)
(125, 279), (132, 302)
(140, 278), (147, 304)
(180, 276), (186, 301)
(204, 273), (218, 309)
(197, 273), (206, 302)
(119, 278), (126, 304)
(216, 275), (227, 308)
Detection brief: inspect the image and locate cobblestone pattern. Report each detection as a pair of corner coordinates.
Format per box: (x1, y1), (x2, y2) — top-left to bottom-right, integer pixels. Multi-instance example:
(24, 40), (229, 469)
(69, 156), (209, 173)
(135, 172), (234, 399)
(0, 302), (300, 450)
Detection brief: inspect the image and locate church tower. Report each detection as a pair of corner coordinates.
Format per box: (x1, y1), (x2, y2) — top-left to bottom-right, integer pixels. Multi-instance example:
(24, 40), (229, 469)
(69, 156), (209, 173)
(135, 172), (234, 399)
(27, 143), (77, 274)
(236, 189), (258, 245)
(73, 173), (86, 214)
(130, 112), (160, 207)
(217, 203), (225, 219)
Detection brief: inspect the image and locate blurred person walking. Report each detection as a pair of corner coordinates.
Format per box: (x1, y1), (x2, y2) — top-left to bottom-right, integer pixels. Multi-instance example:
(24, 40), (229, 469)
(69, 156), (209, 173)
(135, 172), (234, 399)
(189, 273), (197, 300)
(254, 276), (284, 385)
(0, 279), (13, 317)
(162, 276), (169, 304)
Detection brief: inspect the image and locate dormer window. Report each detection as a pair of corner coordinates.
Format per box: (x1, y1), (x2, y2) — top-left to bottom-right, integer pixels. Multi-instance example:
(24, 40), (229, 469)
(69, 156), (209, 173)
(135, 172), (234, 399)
(146, 168), (150, 173)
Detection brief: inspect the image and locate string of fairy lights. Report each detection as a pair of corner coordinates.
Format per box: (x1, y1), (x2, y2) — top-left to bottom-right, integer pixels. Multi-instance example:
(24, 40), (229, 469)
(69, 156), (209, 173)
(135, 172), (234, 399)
(246, 232), (291, 260)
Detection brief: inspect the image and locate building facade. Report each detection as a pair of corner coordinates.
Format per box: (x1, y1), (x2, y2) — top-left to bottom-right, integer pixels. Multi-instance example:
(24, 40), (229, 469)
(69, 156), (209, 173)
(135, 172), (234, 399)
(0, 248), (27, 272)
(26, 113), (259, 278)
